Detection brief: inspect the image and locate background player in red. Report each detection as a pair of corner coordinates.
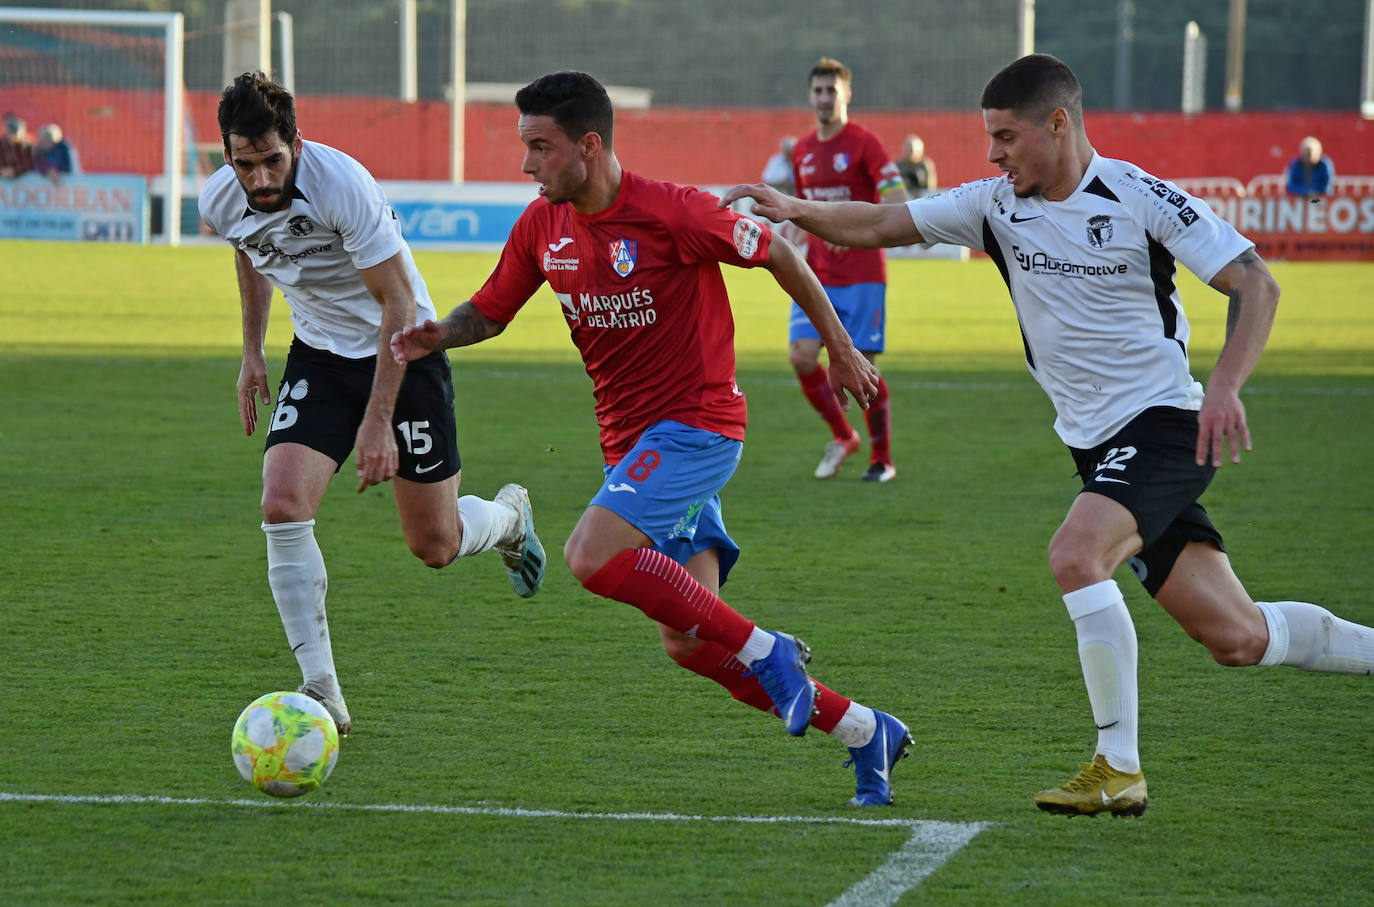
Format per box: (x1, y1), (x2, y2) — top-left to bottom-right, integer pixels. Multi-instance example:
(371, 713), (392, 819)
(791, 58), (910, 482)
(391, 71), (913, 807)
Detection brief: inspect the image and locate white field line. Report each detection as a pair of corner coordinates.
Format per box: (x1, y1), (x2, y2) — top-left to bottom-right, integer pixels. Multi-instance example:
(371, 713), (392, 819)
(1, 791), (988, 904)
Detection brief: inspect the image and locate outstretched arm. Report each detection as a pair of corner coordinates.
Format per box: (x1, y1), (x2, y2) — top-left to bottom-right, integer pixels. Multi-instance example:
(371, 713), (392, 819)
(763, 235), (879, 410)
(719, 182), (925, 249)
(1198, 248), (1280, 467)
(390, 300), (507, 364)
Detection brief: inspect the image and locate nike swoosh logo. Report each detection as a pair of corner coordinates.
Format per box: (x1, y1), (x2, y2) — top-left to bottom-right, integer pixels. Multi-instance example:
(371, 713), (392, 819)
(1009, 212), (1042, 222)
(607, 483), (637, 494)
(548, 236), (573, 251)
(415, 461), (444, 474)
(1101, 786), (1134, 805)
(874, 726), (891, 780)
(1095, 477), (1130, 485)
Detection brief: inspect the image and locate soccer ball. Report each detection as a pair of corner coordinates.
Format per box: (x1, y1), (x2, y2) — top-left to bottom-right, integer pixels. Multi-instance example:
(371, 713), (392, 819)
(231, 691), (340, 798)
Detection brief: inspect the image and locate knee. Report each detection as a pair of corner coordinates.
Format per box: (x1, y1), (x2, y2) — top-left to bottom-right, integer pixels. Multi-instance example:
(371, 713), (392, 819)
(789, 347), (819, 374)
(563, 533), (609, 585)
(410, 537), (459, 570)
(1196, 621), (1268, 667)
(1048, 535), (1108, 593)
(261, 488), (314, 525)
(660, 633), (702, 664)
(404, 523), (458, 568)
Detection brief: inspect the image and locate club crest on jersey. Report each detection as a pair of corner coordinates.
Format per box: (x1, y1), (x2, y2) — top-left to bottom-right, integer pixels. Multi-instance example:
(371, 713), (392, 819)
(610, 238), (637, 278)
(1086, 214), (1114, 249)
(733, 217), (763, 259)
(287, 215), (315, 237)
(832, 152), (849, 173)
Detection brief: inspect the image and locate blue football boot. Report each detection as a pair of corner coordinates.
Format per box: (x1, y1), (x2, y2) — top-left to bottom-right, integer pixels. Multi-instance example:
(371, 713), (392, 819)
(746, 631), (816, 736)
(845, 710), (913, 806)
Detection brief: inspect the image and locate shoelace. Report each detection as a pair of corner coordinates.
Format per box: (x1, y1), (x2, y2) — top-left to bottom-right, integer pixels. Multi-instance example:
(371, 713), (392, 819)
(743, 657), (783, 686)
(842, 728), (879, 772)
(1059, 761), (1112, 792)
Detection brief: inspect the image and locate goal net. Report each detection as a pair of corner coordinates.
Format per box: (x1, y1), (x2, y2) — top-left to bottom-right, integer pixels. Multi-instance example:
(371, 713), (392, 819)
(0, 7), (186, 243)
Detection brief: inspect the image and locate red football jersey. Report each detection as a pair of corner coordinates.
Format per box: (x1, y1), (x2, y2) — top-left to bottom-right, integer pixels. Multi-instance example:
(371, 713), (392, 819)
(792, 122), (902, 287)
(470, 170), (773, 463)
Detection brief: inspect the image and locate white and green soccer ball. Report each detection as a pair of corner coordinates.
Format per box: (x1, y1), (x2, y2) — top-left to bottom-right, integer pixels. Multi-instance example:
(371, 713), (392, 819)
(231, 691), (339, 798)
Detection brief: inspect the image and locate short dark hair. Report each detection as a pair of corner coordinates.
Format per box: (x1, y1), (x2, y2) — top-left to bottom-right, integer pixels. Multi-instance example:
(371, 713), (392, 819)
(980, 54), (1083, 127)
(515, 71), (614, 149)
(218, 71), (297, 150)
(810, 57), (852, 87)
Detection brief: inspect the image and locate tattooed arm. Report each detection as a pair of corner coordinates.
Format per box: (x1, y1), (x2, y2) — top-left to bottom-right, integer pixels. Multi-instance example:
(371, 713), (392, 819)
(1196, 248), (1281, 467)
(390, 300), (507, 364)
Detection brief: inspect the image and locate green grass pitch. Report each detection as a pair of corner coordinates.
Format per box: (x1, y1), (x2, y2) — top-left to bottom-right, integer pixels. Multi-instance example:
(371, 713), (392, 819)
(1, 240), (1371, 904)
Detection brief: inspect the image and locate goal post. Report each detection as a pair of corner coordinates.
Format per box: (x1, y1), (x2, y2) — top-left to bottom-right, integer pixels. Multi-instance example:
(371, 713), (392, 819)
(0, 7), (185, 245)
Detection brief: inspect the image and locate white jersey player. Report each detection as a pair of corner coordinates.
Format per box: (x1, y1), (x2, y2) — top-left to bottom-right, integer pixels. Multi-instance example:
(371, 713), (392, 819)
(199, 138), (438, 359)
(911, 154), (1251, 450)
(200, 72), (547, 737)
(723, 53), (1374, 818)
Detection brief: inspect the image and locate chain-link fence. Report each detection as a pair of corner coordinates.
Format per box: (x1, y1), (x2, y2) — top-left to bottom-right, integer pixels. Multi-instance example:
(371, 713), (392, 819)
(4, 0), (1365, 112)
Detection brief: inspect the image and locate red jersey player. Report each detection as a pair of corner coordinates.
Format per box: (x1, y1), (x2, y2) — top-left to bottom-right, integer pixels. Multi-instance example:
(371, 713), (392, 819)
(791, 58), (909, 483)
(391, 71), (913, 807)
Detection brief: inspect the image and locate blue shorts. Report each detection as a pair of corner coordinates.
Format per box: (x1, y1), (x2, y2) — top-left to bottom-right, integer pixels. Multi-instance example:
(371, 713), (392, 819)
(788, 282), (886, 352)
(590, 421), (743, 586)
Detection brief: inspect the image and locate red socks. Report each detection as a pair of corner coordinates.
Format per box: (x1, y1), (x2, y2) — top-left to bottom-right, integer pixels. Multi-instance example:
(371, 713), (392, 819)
(582, 548), (755, 653)
(676, 642), (849, 734)
(864, 376), (891, 466)
(583, 548), (852, 734)
(798, 366), (855, 441)
(800, 367), (891, 467)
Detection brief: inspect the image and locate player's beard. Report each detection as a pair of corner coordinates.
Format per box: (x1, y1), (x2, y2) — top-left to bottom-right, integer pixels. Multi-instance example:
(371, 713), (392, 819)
(245, 156), (299, 213)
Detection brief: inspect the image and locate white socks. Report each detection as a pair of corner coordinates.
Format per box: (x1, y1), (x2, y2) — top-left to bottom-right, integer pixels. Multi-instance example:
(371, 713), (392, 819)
(263, 520), (341, 699)
(1255, 600), (1374, 673)
(1063, 579), (1140, 774)
(830, 703), (878, 749)
(456, 494), (522, 558)
(736, 626), (776, 666)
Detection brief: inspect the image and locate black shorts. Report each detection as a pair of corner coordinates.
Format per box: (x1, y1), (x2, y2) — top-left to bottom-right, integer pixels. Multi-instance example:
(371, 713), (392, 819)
(1069, 406), (1225, 595)
(264, 338), (461, 483)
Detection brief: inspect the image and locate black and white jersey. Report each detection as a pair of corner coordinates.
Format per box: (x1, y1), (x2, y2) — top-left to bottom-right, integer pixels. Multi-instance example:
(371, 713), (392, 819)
(906, 153), (1253, 448)
(199, 140), (436, 360)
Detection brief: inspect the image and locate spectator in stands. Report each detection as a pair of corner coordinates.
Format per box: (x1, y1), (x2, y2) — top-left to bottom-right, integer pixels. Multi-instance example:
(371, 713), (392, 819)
(896, 133), (937, 196)
(34, 123), (78, 177)
(1, 112), (35, 178)
(762, 135), (797, 194)
(1285, 136), (1334, 197)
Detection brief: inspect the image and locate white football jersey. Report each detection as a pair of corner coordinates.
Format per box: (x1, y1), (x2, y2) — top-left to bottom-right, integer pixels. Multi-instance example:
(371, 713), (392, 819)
(199, 140), (436, 359)
(907, 153), (1253, 448)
